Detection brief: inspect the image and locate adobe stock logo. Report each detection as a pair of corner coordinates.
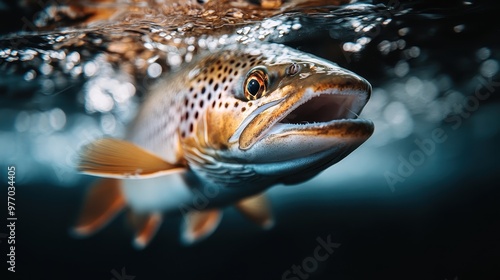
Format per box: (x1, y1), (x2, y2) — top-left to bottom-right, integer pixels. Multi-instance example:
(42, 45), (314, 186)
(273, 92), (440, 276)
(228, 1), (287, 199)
(282, 235), (341, 280)
(110, 267), (135, 280)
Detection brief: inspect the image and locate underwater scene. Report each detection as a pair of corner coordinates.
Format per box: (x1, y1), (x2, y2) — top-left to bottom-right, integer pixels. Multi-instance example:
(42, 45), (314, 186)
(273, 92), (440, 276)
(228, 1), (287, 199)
(0, 0), (499, 279)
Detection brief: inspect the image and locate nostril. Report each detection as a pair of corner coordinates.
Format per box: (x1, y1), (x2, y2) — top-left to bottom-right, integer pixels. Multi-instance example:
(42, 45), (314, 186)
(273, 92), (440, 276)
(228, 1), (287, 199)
(286, 63), (301, 76)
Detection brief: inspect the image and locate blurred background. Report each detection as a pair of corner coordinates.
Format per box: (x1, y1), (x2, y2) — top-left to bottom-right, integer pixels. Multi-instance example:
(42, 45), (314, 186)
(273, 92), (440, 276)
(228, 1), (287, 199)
(0, 0), (499, 279)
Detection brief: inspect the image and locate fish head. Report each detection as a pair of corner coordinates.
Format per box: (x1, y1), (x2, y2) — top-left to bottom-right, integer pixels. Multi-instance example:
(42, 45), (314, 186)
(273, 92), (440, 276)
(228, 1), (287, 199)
(180, 43), (373, 186)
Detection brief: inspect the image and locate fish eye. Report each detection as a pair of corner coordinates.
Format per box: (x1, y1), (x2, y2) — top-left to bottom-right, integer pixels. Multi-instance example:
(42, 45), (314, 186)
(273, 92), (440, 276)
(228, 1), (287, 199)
(244, 68), (268, 100)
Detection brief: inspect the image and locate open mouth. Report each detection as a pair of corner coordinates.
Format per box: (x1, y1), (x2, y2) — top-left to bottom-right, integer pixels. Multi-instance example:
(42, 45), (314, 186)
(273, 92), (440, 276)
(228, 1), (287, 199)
(235, 81), (374, 150)
(278, 92), (366, 125)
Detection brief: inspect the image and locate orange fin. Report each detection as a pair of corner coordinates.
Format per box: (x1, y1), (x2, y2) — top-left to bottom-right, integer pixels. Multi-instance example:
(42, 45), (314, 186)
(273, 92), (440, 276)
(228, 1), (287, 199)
(181, 209), (222, 245)
(127, 211), (163, 249)
(235, 193), (274, 229)
(78, 138), (185, 179)
(72, 178), (125, 236)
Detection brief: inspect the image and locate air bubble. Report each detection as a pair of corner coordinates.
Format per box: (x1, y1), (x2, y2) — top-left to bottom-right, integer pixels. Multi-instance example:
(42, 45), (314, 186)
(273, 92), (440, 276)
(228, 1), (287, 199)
(394, 61), (409, 77)
(476, 47), (491, 60)
(147, 63), (162, 78)
(453, 24), (465, 33)
(24, 70), (36, 81)
(398, 27), (410, 36)
(49, 108), (66, 131)
(408, 46), (420, 58)
(480, 59), (499, 77)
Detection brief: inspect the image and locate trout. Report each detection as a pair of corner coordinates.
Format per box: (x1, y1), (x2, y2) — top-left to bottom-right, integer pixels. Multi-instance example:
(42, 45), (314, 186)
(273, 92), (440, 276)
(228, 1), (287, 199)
(75, 42), (374, 248)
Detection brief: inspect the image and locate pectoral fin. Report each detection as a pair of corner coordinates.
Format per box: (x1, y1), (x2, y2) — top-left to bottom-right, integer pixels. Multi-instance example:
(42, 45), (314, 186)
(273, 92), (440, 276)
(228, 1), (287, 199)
(235, 193), (274, 229)
(181, 210), (222, 245)
(79, 138), (185, 179)
(127, 211), (163, 249)
(72, 178), (125, 236)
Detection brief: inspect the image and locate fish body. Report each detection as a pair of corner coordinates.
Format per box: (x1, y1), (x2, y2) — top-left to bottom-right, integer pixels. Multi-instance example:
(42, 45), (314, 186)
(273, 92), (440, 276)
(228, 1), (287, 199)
(76, 42), (373, 247)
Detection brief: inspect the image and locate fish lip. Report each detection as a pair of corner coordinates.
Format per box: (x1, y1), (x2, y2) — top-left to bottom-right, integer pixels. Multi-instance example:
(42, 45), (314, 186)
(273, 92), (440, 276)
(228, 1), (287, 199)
(268, 118), (374, 138)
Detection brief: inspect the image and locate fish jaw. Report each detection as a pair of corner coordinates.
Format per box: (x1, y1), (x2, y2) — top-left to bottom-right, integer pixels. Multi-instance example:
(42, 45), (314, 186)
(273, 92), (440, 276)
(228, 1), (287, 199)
(232, 66), (373, 157)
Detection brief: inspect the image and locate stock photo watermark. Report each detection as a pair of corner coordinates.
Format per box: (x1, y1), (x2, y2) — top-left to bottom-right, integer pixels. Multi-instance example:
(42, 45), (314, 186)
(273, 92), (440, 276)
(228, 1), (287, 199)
(6, 166), (17, 273)
(385, 75), (500, 191)
(110, 267), (136, 280)
(282, 235), (341, 280)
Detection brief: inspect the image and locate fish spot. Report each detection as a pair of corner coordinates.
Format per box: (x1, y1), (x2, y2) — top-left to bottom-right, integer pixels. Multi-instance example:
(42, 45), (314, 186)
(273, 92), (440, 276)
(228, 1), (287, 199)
(235, 62), (241, 67)
(194, 93), (198, 98)
(241, 107), (246, 112)
(189, 123), (193, 132)
(208, 93), (212, 100)
(213, 84), (219, 91)
(248, 102), (253, 107)
(181, 131), (186, 138)
(219, 102), (222, 108)
(189, 86), (194, 92)
(218, 65), (223, 70)
(222, 77), (227, 83)
(217, 73), (222, 78)
(201, 86), (206, 94)
(224, 85), (228, 91)
(191, 103), (194, 109)
(212, 101), (216, 108)
(209, 78), (213, 85)
(228, 68), (233, 74)
(229, 59), (235, 64)
(184, 98), (189, 106)
(225, 103), (229, 108)
(218, 93), (222, 99)
(234, 70), (239, 76)
(184, 112), (189, 120)
(199, 100), (204, 107)
(242, 63), (247, 68)
(195, 111), (199, 119)
(224, 66), (228, 72)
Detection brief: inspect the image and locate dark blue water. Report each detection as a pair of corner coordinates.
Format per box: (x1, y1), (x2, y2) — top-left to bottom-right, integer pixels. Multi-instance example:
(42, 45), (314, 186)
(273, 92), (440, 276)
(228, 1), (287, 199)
(0, 0), (499, 279)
